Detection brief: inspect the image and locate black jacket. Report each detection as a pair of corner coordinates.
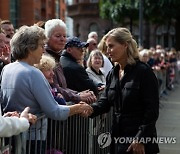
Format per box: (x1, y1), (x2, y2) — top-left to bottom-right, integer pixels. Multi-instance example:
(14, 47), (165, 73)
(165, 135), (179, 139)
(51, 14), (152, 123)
(60, 51), (98, 95)
(91, 61), (159, 153)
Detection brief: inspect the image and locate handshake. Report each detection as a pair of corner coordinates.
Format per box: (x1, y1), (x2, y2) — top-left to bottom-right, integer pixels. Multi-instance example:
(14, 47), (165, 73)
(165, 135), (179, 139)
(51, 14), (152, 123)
(78, 90), (97, 104)
(78, 102), (93, 117)
(69, 102), (93, 117)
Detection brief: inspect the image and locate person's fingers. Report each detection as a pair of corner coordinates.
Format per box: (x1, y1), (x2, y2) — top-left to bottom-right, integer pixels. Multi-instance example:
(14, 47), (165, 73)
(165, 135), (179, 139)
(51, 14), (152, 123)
(80, 109), (92, 117)
(20, 107), (30, 119)
(86, 97), (93, 104)
(79, 104), (91, 113)
(28, 114), (37, 125)
(126, 143), (132, 152)
(22, 107), (30, 114)
(79, 101), (86, 104)
(11, 111), (20, 117)
(86, 94), (96, 104)
(127, 142), (145, 154)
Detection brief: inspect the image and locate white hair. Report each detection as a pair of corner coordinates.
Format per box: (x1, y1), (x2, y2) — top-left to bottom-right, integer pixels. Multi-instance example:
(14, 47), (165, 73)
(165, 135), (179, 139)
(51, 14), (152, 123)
(139, 49), (149, 56)
(88, 31), (98, 39)
(45, 19), (67, 39)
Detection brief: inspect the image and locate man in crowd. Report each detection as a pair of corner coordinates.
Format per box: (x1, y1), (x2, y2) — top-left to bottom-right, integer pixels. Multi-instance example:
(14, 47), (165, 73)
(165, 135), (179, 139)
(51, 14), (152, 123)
(0, 20), (14, 39)
(60, 37), (98, 95)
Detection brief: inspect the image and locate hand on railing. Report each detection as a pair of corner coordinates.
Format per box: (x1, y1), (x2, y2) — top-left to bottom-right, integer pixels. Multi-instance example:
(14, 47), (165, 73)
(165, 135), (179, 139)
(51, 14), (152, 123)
(20, 107), (37, 125)
(3, 107), (37, 125)
(3, 111), (20, 117)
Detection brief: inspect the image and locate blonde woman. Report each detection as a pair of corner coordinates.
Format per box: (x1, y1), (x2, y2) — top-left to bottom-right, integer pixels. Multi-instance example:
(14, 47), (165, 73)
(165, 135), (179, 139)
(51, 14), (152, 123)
(88, 27), (159, 154)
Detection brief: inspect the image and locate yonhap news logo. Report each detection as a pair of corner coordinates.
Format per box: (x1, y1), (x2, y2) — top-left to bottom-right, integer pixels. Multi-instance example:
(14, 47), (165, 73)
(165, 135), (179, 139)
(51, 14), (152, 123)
(97, 132), (112, 148)
(97, 132), (177, 148)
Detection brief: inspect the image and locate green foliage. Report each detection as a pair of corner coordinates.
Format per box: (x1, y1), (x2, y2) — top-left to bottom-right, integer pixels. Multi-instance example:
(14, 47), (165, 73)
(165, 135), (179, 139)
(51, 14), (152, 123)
(144, 0), (180, 23)
(100, 0), (139, 23)
(99, 0), (180, 24)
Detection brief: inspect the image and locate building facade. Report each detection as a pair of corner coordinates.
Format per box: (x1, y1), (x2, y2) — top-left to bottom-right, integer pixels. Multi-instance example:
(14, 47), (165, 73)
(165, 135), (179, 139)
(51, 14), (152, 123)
(0, 0), (176, 49)
(67, 0), (112, 41)
(0, 0), (66, 28)
(67, 0), (176, 49)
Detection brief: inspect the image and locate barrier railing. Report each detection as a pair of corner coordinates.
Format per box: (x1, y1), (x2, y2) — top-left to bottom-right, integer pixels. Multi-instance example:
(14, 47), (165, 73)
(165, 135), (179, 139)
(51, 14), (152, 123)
(153, 63), (179, 97)
(0, 110), (113, 154)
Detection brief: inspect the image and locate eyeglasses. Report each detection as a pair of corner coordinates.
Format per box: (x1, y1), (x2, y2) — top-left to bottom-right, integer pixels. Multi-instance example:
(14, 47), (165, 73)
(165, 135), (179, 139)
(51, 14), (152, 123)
(38, 43), (45, 49)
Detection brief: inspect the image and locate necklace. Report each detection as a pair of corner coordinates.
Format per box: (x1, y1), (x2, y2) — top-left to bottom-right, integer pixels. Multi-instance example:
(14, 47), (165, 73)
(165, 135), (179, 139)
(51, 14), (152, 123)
(119, 69), (124, 79)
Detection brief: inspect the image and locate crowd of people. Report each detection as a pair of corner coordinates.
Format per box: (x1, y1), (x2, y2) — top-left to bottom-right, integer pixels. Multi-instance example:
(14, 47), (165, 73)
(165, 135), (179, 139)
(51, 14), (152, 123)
(0, 18), (179, 154)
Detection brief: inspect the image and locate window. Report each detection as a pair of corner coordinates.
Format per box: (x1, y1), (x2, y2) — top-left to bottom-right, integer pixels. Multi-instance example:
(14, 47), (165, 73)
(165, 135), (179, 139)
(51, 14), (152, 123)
(89, 23), (98, 32)
(34, 8), (40, 20)
(156, 25), (175, 48)
(55, 0), (60, 18)
(90, 0), (99, 3)
(76, 24), (80, 37)
(10, 0), (19, 27)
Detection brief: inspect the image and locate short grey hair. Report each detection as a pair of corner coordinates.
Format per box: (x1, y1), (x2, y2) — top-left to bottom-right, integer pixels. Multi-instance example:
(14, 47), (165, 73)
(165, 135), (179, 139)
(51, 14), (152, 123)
(10, 25), (46, 60)
(88, 31), (98, 39)
(87, 49), (104, 68)
(45, 19), (66, 39)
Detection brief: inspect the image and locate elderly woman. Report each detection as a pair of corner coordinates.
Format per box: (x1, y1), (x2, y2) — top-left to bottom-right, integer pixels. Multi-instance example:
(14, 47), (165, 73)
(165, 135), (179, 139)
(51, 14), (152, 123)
(86, 49), (106, 90)
(44, 19), (96, 103)
(139, 49), (149, 64)
(1, 25), (92, 153)
(87, 28), (159, 154)
(35, 54), (66, 105)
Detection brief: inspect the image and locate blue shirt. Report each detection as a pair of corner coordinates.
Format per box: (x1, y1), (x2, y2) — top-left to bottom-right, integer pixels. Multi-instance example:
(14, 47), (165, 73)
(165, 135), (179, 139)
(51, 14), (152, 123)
(1, 61), (69, 121)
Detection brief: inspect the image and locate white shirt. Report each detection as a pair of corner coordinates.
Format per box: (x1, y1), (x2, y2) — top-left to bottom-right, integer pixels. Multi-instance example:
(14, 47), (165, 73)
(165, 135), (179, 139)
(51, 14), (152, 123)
(0, 105), (29, 137)
(100, 54), (113, 77)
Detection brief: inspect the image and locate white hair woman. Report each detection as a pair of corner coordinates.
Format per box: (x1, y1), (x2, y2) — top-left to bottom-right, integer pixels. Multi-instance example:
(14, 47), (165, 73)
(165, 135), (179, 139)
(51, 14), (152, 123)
(139, 49), (149, 63)
(45, 19), (66, 60)
(88, 31), (98, 42)
(44, 19), (96, 104)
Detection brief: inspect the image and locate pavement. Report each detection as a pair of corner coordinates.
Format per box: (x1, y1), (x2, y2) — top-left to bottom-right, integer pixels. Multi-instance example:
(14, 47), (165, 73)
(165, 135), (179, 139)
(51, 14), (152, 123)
(156, 84), (180, 153)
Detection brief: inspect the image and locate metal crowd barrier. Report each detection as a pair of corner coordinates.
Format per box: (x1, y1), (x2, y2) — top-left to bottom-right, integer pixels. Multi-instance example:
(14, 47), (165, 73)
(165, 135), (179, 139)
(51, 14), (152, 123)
(0, 137), (12, 154)
(153, 64), (179, 97)
(0, 109), (113, 154)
